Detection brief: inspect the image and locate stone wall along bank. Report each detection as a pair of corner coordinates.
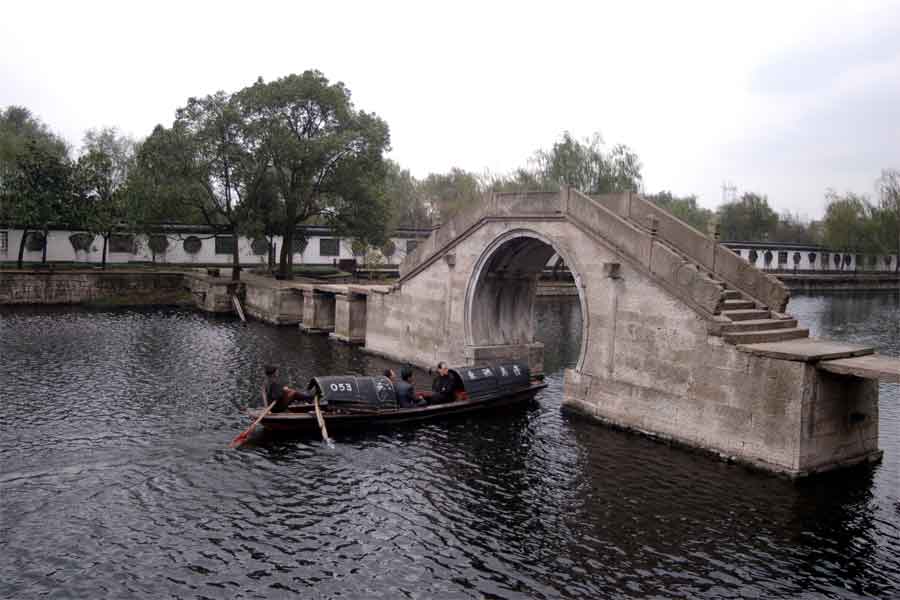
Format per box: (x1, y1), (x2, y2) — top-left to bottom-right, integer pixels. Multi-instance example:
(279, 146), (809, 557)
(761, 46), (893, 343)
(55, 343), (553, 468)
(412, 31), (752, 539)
(0, 270), (188, 305)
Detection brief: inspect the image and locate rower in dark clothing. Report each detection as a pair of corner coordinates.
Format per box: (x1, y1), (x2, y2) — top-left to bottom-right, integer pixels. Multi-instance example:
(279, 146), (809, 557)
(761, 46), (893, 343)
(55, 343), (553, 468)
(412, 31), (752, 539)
(264, 365), (312, 412)
(431, 361), (461, 404)
(395, 366), (425, 408)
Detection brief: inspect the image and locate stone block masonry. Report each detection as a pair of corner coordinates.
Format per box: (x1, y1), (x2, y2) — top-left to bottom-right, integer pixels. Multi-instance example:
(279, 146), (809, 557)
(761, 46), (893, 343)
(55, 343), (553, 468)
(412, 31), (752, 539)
(300, 289), (336, 333)
(330, 292), (367, 344)
(0, 270), (188, 305)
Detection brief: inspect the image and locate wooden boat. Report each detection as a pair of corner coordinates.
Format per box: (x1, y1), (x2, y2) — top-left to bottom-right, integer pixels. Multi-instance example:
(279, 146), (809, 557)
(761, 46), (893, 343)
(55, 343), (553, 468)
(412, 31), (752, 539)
(249, 362), (546, 435)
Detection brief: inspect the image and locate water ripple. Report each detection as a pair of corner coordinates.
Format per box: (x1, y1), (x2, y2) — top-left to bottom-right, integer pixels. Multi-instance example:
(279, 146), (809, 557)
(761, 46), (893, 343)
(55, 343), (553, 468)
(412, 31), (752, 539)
(0, 295), (898, 599)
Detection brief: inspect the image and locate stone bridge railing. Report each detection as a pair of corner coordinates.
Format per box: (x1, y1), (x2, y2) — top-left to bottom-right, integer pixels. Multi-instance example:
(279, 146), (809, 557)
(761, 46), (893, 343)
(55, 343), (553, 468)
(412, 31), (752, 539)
(591, 193), (790, 313)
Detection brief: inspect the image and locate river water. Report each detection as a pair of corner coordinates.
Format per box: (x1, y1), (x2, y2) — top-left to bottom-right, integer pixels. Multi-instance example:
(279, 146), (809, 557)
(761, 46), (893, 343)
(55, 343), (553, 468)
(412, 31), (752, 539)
(1, 293), (897, 599)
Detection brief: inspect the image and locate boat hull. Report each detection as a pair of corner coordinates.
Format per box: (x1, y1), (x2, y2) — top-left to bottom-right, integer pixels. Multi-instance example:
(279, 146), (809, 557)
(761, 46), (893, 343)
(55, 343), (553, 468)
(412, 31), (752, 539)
(250, 382), (547, 435)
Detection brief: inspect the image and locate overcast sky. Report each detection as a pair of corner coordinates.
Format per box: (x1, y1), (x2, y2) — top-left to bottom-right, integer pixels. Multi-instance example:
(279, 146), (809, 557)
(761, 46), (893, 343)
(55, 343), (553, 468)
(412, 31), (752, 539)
(2, 0), (898, 219)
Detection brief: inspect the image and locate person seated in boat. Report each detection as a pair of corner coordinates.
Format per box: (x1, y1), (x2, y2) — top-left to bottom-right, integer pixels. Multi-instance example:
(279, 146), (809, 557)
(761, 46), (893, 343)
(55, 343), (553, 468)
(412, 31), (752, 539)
(264, 365), (312, 413)
(431, 361), (463, 404)
(396, 366), (426, 408)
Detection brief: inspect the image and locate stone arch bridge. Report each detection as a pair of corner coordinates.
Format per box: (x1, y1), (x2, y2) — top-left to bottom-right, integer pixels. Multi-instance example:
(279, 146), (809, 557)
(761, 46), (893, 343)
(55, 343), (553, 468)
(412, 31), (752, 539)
(238, 188), (898, 477)
(357, 188), (900, 477)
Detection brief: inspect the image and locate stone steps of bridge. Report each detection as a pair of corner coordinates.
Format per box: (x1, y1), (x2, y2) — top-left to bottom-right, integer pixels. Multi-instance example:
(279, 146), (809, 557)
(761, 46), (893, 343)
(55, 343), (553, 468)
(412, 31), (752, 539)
(721, 318), (799, 333)
(722, 298), (757, 311)
(722, 289), (743, 300)
(723, 327), (810, 345)
(721, 308), (771, 321)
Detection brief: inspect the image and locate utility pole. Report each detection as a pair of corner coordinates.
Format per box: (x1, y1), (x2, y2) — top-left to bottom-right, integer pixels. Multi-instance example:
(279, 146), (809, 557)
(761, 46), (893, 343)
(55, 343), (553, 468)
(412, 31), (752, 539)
(721, 181), (737, 204)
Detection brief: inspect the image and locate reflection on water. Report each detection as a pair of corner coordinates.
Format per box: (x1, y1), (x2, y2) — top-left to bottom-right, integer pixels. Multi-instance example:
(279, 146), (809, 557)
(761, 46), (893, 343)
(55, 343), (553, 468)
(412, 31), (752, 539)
(0, 293), (897, 599)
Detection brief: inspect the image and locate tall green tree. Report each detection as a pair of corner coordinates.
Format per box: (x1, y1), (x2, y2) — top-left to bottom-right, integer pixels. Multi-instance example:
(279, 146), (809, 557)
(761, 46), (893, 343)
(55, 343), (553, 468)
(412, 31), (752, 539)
(384, 160), (430, 230)
(418, 168), (481, 224)
(1, 106), (69, 225)
(7, 139), (73, 267)
(127, 124), (207, 227)
(717, 192), (779, 241)
(533, 132), (642, 194)
(822, 191), (871, 253)
(241, 71), (391, 278)
(74, 127), (136, 268)
(175, 91), (269, 280)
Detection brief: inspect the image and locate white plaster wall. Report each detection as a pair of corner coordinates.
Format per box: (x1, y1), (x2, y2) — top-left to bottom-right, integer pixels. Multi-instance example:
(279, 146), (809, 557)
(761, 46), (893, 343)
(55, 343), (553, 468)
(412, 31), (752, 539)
(728, 245), (898, 272)
(0, 228), (418, 267)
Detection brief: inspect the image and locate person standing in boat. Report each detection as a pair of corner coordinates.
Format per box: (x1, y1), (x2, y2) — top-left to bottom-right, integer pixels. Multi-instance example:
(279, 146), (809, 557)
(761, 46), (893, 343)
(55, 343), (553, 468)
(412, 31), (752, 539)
(396, 366), (425, 408)
(431, 361), (461, 404)
(264, 365), (312, 413)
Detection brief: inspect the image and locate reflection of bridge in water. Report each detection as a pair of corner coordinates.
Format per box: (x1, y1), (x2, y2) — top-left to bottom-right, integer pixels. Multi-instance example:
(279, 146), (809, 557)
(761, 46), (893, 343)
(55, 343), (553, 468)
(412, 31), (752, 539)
(236, 188), (900, 478)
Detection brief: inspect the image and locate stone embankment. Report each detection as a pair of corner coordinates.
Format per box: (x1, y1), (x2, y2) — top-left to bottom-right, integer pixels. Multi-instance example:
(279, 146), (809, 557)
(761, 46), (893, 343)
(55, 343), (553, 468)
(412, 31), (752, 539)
(0, 269), (189, 305)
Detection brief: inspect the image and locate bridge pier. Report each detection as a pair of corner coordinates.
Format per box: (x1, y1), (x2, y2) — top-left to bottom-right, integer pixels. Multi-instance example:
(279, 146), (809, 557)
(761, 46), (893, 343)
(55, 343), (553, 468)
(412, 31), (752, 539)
(330, 292), (367, 344)
(299, 288), (335, 333)
(243, 283), (303, 325)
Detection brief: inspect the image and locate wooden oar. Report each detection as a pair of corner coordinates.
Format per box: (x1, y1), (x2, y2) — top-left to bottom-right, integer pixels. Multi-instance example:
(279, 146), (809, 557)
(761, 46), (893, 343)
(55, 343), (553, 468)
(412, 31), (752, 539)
(313, 392), (332, 445)
(229, 399), (276, 448)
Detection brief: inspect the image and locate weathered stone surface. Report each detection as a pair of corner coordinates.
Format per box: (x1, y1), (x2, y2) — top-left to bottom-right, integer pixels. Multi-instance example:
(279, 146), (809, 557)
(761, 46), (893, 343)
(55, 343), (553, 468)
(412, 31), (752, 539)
(0, 270), (187, 305)
(244, 284), (302, 325)
(737, 339), (875, 362)
(330, 293), (367, 344)
(817, 354), (900, 382)
(299, 290), (336, 333)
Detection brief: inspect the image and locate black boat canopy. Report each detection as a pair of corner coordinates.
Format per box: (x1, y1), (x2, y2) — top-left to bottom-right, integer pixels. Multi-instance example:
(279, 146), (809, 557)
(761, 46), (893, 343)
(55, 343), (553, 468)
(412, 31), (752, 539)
(308, 362), (532, 410)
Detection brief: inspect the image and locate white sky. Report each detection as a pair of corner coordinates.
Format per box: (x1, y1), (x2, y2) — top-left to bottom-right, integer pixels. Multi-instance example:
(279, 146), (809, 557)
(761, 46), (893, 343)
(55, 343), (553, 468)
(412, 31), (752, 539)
(2, 0), (899, 219)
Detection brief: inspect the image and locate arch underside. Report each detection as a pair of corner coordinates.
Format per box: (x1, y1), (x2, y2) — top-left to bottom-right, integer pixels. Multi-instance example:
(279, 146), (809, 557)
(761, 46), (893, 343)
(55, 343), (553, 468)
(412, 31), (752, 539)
(469, 234), (571, 349)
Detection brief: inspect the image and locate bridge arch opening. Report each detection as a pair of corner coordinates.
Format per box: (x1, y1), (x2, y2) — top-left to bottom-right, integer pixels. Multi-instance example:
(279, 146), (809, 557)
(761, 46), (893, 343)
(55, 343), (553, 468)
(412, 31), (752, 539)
(464, 230), (587, 372)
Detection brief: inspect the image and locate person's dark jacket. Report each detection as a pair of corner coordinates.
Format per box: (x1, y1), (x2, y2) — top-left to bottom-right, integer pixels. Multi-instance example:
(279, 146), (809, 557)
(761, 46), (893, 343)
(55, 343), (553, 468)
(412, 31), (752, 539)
(267, 380), (288, 412)
(431, 373), (458, 404)
(395, 380), (418, 408)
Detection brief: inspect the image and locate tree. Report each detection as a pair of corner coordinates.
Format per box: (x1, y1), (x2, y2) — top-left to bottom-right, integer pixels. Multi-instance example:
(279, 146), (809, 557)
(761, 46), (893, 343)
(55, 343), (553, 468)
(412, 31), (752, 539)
(821, 191), (871, 254)
(532, 131), (643, 194)
(174, 91), (269, 280)
(875, 169), (900, 269)
(645, 191), (713, 232)
(480, 167), (545, 194)
(74, 127), (135, 268)
(1, 106), (69, 226)
(241, 71), (391, 279)
(418, 168), (481, 224)
(7, 140), (73, 267)
(772, 211), (818, 245)
(384, 160), (429, 230)
(717, 192), (779, 241)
